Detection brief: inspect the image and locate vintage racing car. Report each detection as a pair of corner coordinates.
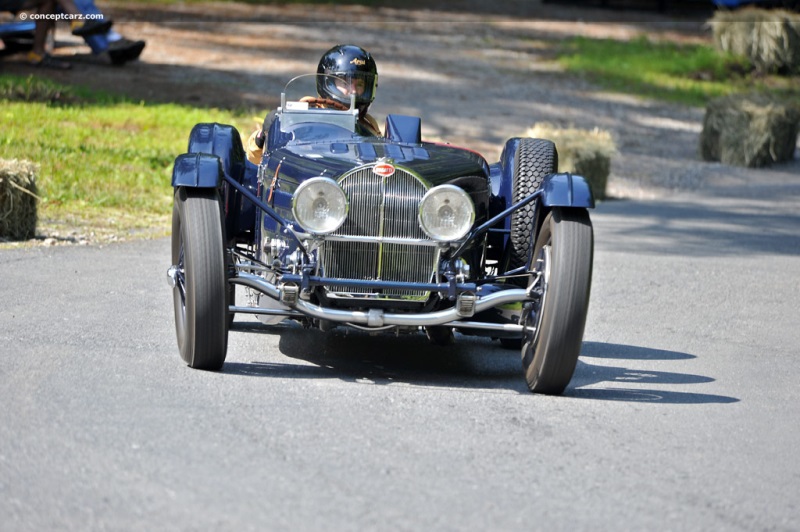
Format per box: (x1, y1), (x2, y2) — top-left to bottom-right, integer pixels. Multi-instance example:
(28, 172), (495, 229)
(168, 74), (595, 394)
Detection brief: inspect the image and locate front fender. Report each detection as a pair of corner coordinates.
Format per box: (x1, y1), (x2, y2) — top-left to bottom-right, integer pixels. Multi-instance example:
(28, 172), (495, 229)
(540, 172), (595, 208)
(171, 153), (223, 188)
(187, 123), (245, 178)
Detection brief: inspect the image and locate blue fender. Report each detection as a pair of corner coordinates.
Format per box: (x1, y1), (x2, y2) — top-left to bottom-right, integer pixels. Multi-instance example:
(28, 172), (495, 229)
(187, 123), (246, 182)
(540, 172), (595, 209)
(491, 138), (518, 214)
(175, 123), (257, 243)
(171, 153), (223, 188)
(484, 138), (521, 260)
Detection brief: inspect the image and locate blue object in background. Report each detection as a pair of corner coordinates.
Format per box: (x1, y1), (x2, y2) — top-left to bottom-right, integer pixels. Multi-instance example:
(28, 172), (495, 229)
(71, 0), (118, 54)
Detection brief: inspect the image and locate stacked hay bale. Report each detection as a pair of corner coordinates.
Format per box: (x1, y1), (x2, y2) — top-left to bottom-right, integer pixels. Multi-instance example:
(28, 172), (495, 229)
(0, 159), (39, 241)
(525, 123), (615, 200)
(709, 7), (800, 74)
(700, 93), (800, 167)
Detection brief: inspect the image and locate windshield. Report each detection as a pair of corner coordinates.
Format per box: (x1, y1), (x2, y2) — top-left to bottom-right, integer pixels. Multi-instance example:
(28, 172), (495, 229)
(279, 74), (360, 139)
(283, 74), (358, 110)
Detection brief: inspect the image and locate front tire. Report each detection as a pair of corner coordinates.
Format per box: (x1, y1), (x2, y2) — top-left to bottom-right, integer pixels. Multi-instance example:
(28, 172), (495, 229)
(522, 208), (593, 395)
(171, 187), (229, 370)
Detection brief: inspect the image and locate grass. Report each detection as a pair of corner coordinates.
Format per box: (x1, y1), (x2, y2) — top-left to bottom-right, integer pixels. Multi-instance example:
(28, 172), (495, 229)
(1, 74), (251, 244)
(556, 35), (799, 107)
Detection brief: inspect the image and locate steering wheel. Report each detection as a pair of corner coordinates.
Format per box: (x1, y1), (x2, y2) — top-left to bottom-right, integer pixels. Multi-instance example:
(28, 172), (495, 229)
(299, 97), (350, 111)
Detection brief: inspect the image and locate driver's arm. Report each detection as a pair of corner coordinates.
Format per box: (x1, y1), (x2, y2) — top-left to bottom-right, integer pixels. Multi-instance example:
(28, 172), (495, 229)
(245, 110), (277, 165)
(361, 113), (382, 137)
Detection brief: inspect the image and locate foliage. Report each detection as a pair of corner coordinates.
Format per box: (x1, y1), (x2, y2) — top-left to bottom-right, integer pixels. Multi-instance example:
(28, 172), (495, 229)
(556, 35), (799, 107)
(0, 75), (76, 104)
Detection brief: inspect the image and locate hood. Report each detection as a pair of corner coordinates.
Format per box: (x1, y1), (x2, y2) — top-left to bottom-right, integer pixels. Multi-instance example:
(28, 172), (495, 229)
(271, 137), (489, 186)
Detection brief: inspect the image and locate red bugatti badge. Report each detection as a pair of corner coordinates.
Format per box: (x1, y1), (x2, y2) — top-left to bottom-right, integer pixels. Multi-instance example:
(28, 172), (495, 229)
(373, 163), (395, 177)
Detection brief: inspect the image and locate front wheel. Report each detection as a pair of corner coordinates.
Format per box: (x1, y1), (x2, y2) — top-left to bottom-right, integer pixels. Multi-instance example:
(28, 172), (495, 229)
(522, 208), (593, 395)
(171, 187), (229, 370)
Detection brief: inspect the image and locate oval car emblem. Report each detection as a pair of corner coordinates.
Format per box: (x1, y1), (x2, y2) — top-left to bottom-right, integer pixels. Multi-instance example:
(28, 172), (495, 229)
(373, 163), (395, 177)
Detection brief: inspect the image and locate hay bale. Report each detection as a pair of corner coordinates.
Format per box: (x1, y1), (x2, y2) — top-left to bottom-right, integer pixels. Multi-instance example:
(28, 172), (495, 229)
(700, 93), (800, 167)
(0, 159), (39, 241)
(709, 8), (800, 74)
(525, 123), (615, 200)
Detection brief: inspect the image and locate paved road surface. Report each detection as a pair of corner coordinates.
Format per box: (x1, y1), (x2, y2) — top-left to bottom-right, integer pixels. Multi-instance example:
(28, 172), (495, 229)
(1, 172), (799, 530)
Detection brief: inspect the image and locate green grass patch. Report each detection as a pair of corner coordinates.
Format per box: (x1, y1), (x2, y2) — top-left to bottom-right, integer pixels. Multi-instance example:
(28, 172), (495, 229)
(1, 74), (252, 240)
(556, 35), (799, 107)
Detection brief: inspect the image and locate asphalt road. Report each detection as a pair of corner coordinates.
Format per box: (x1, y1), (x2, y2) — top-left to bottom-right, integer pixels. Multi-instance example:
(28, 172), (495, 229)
(1, 173), (799, 531)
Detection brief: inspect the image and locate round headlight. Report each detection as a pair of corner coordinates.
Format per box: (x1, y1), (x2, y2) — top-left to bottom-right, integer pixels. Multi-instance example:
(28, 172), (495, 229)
(418, 184), (475, 242)
(292, 177), (348, 234)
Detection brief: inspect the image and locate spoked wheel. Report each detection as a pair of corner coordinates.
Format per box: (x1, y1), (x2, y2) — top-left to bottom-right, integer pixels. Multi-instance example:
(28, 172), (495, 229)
(171, 187), (229, 370)
(226, 253), (236, 329)
(521, 207), (593, 395)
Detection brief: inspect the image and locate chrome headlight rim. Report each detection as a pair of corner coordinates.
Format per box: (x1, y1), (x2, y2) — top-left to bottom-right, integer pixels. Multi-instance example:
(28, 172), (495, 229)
(418, 184), (475, 242)
(291, 177), (349, 235)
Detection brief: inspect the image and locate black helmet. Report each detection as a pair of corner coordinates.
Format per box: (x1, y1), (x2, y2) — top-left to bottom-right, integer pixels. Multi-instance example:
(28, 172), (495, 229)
(316, 44), (378, 112)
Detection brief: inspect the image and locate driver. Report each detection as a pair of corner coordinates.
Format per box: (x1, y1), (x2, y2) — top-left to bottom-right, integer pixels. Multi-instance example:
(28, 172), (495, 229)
(315, 43), (380, 134)
(246, 44), (381, 164)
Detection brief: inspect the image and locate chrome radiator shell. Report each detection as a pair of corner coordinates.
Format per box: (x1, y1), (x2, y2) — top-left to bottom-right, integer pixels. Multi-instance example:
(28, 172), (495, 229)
(320, 165), (438, 300)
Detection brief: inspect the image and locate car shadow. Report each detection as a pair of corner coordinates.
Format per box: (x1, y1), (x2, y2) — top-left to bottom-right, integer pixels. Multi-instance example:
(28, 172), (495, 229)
(567, 341), (739, 403)
(225, 322), (739, 403)
(227, 321), (528, 393)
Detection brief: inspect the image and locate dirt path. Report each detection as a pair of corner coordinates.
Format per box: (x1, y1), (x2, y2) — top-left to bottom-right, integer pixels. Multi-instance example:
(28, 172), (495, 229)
(4, 0), (798, 202)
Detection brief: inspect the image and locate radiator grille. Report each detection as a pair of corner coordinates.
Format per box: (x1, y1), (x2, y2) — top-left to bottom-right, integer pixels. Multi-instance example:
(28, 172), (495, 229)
(321, 166), (438, 300)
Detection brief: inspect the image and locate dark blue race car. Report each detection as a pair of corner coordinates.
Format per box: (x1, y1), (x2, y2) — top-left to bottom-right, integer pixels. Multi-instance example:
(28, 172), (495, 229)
(168, 74), (595, 394)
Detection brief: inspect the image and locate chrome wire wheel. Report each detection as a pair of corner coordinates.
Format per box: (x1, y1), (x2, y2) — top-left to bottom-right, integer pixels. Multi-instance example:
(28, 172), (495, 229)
(523, 243), (551, 357)
(520, 207), (593, 395)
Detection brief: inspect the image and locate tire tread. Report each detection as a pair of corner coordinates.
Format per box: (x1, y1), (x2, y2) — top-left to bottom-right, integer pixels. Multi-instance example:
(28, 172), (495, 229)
(509, 138), (558, 279)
